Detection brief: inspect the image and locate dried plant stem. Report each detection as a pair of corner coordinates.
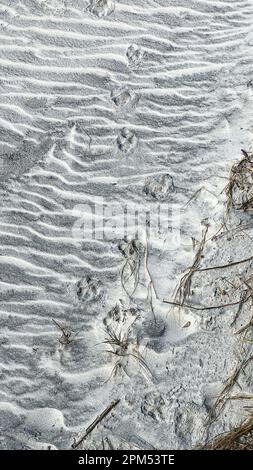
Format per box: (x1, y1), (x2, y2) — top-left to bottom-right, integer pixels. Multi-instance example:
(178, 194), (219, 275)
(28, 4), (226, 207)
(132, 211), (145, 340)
(163, 293), (251, 311)
(197, 255), (253, 272)
(225, 149), (253, 214)
(174, 225), (208, 305)
(72, 399), (120, 449)
(203, 414), (253, 449)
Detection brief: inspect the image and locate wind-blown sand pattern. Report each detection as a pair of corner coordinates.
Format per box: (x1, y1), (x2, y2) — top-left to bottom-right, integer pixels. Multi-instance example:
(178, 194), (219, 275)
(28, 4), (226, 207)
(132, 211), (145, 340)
(0, 0), (253, 450)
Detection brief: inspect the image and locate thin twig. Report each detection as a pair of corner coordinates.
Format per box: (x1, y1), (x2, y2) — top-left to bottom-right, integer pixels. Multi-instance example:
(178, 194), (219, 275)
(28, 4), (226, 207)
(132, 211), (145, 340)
(197, 255), (253, 272)
(72, 399), (120, 449)
(163, 294), (251, 311)
(230, 289), (251, 327)
(202, 414), (253, 449)
(174, 225), (208, 305)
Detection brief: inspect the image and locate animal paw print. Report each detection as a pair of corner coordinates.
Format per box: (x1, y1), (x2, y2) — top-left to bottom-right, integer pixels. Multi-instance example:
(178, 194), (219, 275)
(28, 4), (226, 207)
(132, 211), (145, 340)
(142, 317), (166, 339)
(174, 403), (206, 445)
(116, 128), (137, 153)
(111, 88), (139, 111)
(126, 44), (146, 68)
(201, 315), (217, 332)
(33, 0), (66, 14)
(144, 174), (176, 201)
(141, 393), (166, 422)
(103, 302), (140, 329)
(87, 0), (115, 17)
(76, 276), (104, 303)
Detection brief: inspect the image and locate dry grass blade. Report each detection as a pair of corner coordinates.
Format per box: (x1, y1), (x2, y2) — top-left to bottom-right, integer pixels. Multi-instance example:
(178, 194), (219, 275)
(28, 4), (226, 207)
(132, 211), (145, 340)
(72, 399), (120, 449)
(230, 289), (251, 327)
(121, 239), (141, 298)
(203, 414), (253, 449)
(207, 354), (253, 424)
(145, 231), (159, 301)
(197, 255), (253, 273)
(163, 292), (251, 311)
(234, 281), (253, 334)
(103, 327), (128, 350)
(52, 319), (79, 346)
(229, 394), (253, 402)
(225, 149), (253, 214)
(174, 225), (208, 305)
(235, 312), (253, 336)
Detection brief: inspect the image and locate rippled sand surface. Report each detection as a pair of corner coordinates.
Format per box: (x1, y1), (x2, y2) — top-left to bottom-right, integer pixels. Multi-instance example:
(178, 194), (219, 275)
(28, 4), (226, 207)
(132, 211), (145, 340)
(0, 0), (253, 449)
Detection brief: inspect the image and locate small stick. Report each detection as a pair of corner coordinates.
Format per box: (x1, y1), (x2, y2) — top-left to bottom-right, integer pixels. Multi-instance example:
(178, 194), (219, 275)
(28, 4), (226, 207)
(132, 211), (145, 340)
(230, 288), (251, 327)
(197, 255), (253, 272)
(174, 225), (209, 306)
(163, 295), (251, 311)
(241, 149), (249, 159)
(72, 399), (120, 449)
(235, 317), (253, 335)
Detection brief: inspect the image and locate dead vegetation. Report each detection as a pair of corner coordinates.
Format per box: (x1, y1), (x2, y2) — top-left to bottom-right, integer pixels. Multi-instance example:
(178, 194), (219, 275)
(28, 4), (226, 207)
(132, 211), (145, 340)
(203, 413), (253, 449)
(161, 148), (253, 448)
(72, 399), (120, 449)
(52, 319), (79, 346)
(102, 324), (153, 380)
(225, 149), (253, 214)
(163, 150), (253, 312)
(202, 285), (253, 428)
(207, 353), (253, 425)
(164, 294), (251, 311)
(104, 148), (253, 447)
(173, 224), (209, 306)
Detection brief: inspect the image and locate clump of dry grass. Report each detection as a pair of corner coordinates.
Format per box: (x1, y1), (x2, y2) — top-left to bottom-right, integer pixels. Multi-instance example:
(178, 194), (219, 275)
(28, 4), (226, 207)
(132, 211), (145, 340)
(203, 414), (253, 449)
(174, 224), (208, 305)
(192, 149), (253, 445)
(103, 324), (152, 380)
(204, 290), (253, 426)
(208, 354), (253, 423)
(52, 319), (79, 346)
(225, 149), (253, 214)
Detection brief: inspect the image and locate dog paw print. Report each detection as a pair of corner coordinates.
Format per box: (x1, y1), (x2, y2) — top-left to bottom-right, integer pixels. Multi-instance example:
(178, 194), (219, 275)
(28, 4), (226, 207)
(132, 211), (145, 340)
(116, 128), (137, 153)
(76, 276), (104, 303)
(138, 317), (166, 353)
(144, 174), (176, 201)
(87, 0), (115, 17)
(141, 393), (166, 422)
(111, 88), (139, 111)
(126, 44), (146, 68)
(201, 315), (217, 332)
(103, 302), (140, 330)
(142, 317), (166, 338)
(174, 403), (206, 445)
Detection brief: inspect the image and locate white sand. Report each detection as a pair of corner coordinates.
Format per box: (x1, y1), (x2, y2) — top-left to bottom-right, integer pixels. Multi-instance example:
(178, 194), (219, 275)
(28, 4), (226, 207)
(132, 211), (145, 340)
(0, 0), (253, 450)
